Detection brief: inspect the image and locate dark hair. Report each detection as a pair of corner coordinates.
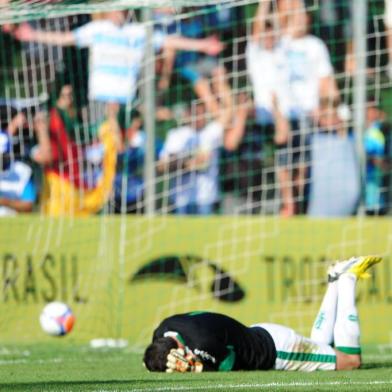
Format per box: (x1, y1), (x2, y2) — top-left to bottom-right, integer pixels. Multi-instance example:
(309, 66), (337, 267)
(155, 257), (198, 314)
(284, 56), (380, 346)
(48, 80), (72, 106)
(143, 337), (178, 372)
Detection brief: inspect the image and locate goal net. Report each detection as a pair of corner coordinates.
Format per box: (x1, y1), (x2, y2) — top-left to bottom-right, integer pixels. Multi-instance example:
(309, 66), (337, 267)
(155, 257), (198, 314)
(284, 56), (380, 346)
(0, 0), (391, 356)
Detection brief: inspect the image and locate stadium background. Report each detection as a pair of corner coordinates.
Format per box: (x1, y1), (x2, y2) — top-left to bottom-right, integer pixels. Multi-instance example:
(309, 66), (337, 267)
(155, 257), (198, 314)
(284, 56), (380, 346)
(0, 0), (391, 359)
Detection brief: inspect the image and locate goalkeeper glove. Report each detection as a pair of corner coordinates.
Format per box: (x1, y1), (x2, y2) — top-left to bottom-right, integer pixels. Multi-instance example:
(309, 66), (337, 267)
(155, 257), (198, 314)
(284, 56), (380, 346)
(166, 348), (203, 373)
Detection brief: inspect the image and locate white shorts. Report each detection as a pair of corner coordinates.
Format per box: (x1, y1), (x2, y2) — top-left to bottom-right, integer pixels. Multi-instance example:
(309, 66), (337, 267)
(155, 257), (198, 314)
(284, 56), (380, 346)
(252, 323), (336, 371)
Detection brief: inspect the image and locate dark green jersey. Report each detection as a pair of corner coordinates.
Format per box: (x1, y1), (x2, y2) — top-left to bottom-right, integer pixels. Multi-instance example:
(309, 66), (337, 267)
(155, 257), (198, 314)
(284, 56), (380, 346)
(152, 311), (276, 371)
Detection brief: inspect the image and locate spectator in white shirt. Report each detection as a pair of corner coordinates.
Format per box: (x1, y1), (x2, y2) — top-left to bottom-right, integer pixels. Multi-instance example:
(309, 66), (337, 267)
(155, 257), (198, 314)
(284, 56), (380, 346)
(247, 19), (288, 126)
(247, 0), (340, 216)
(158, 96), (248, 215)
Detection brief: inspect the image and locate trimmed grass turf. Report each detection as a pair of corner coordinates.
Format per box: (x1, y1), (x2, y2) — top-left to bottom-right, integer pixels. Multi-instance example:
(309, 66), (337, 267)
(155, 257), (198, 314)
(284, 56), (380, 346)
(0, 344), (391, 391)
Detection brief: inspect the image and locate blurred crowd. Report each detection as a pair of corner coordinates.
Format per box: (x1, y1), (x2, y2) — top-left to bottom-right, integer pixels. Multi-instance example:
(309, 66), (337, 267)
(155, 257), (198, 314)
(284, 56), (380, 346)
(0, 0), (391, 217)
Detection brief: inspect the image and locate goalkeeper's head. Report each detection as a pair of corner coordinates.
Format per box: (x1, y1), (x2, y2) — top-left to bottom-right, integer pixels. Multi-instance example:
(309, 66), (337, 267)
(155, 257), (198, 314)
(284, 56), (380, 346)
(143, 337), (178, 372)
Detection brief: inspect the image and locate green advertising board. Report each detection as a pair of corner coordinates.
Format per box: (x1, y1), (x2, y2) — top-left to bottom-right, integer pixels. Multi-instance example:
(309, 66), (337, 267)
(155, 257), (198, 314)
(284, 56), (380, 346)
(0, 216), (391, 346)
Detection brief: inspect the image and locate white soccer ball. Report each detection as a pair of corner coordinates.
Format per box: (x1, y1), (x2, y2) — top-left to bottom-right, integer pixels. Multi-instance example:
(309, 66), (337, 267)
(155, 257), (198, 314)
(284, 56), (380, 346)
(39, 302), (75, 336)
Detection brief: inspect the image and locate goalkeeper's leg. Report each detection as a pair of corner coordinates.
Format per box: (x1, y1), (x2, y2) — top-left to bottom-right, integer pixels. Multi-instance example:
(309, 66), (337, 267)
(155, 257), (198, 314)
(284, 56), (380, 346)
(310, 270), (338, 345)
(332, 256), (382, 370)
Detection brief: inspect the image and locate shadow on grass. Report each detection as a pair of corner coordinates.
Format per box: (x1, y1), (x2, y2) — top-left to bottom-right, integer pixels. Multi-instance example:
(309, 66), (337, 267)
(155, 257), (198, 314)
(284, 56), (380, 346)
(361, 362), (392, 369)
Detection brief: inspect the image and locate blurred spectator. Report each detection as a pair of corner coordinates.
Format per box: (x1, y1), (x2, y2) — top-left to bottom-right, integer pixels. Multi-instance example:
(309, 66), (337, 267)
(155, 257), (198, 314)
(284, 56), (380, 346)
(277, 0), (340, 119)
(157, 7), (233, 120)
(14, 10), (223, 124)
(153, 7), (178, 35)
(364, 100), (389, 215)
(307, 96), (360, 217)
(41, 85), (118, 216)
(0, 108), (51, 215)
(112, 110), (162, 214)
(157, 96), (248, 215)
(45, 83), (109, 190)
(271, 0), (340, 216)
(242, 2), (290, 214)
(317, 0), (353, 74)
(247, 8), (287, 128)
(1, 0), (72, 100)
(385, 0), (392, 79)
(45, 84), (85, 188)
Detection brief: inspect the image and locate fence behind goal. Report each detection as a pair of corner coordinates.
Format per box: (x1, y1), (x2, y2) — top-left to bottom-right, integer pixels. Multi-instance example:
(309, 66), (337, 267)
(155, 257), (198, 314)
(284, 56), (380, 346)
(0, 0), (391, 351)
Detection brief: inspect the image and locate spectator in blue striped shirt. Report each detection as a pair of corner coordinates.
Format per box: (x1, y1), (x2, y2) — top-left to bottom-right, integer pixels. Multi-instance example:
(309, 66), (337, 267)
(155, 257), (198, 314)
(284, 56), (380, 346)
(14, 10), (223, 126)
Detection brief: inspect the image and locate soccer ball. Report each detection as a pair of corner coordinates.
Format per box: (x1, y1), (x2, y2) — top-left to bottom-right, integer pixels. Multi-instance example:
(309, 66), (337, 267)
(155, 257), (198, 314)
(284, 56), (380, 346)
(39, 302), (75, 336)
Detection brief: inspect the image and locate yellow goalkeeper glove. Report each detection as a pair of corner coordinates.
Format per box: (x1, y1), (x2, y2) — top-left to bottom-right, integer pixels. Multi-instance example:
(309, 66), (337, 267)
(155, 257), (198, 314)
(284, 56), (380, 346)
(166, 348), (203, 373)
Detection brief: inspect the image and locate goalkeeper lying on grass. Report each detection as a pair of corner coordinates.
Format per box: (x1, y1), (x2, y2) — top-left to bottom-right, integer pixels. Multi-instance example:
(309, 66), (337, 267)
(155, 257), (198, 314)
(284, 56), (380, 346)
(144, 256), (381, 372)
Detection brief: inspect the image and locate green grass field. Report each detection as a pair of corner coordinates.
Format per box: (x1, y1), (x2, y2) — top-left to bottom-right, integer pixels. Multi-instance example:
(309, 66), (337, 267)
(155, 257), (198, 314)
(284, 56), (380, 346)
(1, 344), (391, 391)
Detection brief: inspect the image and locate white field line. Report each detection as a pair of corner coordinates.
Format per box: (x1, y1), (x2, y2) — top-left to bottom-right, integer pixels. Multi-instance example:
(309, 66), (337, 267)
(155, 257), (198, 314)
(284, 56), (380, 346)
(0, 356), (125, 365)
(0, 358), (63, 365)
(125, 380), (392, 392)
